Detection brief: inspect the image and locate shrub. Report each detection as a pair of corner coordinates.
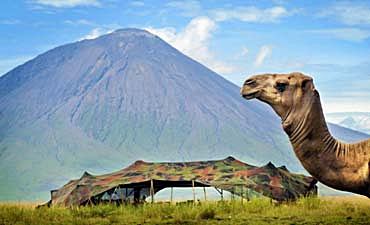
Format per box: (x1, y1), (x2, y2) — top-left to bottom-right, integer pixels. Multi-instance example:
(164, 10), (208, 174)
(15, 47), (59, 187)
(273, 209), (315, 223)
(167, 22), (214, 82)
(198, 207), (216, 220)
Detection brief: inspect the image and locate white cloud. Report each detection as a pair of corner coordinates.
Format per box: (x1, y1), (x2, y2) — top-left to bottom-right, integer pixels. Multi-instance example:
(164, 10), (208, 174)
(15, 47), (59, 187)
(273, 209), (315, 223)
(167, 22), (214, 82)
(64, 19), (95, 26)
(145, 27), (177, 42)
(165, 2), (296, 23)
(0, 19), (21, 25)
(240, 47), (249, 57)
(319, 2), (370, 26)
(80, 28), (113, 40)
(234, 46), (249, 60)
(166, 1), (202, 17)
(254, 45), (272, 67)
(146, 16), (235, 74)
(130, 1), (145, 7)
(307, 28), (370, 42)
(33, 0), (100, 8)
(211, 6), (291, 23)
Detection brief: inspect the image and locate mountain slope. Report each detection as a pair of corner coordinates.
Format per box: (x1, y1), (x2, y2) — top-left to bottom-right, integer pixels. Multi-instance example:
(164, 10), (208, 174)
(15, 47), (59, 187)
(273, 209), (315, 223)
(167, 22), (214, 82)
(326, 112), (370, 135)
(0, 29), (368, 200)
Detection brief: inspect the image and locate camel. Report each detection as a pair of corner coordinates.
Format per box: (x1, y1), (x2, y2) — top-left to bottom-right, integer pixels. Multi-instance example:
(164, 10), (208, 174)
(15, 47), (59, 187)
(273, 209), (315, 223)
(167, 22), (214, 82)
(240, 72), (370, 197)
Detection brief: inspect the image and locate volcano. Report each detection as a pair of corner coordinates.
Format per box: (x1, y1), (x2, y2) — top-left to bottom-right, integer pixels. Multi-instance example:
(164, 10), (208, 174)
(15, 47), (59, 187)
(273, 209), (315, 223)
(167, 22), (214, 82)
(0, 28), (368, 200)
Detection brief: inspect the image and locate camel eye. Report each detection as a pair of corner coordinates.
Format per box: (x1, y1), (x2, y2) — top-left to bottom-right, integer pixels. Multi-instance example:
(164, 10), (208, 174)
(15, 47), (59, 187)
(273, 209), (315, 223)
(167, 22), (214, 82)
(244, 79), (256, 86)
(276, 82), (288, 92)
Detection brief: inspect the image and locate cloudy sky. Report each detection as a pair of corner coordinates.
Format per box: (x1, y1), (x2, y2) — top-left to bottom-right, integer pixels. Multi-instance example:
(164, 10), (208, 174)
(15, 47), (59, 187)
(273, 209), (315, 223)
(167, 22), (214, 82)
(1, 0), (369, 113)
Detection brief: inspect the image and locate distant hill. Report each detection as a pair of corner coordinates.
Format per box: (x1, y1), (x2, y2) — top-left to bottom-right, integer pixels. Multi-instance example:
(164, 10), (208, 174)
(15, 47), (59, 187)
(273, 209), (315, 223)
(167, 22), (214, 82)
(0, 29), (368, 200)
(326, 112), (370, 135)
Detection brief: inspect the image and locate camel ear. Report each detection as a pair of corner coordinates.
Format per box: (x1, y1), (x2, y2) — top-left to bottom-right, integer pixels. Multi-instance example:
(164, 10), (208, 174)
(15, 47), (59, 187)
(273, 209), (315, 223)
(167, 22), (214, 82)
(301, 78), (314, 91)
(313, 89), (319, 97)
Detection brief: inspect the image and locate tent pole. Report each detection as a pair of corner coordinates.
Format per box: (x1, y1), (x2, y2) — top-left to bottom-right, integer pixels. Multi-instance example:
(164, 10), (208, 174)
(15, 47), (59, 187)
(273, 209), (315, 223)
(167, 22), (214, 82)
(214, 187), (223, 201)
(247, 188), (250, 201)
(125, 188), (127, 204)
(150, 179), (154, 203)
(241, 185), (243, 205)
(203, 186), (207, 201)
(192, 180), (195, 205)
(120, 186), (124, 205)
(170, 187), (173, 204)
(214, 187), (221, 195)
(113, 186), (118, 205)
(232, 187), (235, 201)
(109, 190), (112, 204)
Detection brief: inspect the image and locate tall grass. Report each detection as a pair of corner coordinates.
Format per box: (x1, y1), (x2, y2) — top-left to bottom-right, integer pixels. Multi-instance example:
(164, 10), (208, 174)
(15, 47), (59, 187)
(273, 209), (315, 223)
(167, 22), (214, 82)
(0, 197), (369, 225)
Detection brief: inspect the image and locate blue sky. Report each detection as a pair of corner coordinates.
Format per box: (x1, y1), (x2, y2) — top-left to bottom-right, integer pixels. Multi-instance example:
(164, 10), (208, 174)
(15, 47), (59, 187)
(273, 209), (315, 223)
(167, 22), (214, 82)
(1, 0), (370, 113)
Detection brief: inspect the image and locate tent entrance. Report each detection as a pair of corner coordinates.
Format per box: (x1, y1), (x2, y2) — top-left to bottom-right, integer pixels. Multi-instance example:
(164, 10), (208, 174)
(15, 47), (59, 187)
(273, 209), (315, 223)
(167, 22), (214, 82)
(87, 179), (210, 205)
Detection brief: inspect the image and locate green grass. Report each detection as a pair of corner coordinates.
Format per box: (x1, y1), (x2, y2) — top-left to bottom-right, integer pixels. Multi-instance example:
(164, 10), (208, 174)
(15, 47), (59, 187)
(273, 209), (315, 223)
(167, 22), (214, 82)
(0, 197), (369, 225)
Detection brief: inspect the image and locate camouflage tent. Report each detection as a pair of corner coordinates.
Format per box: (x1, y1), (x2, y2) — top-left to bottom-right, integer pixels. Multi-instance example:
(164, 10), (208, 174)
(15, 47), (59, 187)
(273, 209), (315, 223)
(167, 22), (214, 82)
(46, 156), (317, 207)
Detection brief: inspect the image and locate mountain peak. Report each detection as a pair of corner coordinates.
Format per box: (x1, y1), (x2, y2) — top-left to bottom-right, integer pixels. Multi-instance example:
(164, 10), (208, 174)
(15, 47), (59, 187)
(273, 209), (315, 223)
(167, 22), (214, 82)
(112, 28), (154, 36)
(92, 28), (157, 41)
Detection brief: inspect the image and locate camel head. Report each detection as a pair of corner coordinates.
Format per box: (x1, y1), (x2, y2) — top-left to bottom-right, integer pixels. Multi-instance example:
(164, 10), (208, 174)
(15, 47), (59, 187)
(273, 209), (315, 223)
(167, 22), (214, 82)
(240, 72), (317, 120)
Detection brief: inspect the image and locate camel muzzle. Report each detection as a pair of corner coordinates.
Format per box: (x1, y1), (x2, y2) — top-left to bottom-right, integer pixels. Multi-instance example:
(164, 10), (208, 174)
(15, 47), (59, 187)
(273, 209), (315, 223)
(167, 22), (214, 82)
(241, 89), (259, 100)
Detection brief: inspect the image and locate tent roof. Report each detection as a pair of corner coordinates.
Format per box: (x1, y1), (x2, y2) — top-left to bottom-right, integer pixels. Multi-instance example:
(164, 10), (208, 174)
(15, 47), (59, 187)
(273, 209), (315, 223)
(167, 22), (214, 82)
(49, 156), (317, 206)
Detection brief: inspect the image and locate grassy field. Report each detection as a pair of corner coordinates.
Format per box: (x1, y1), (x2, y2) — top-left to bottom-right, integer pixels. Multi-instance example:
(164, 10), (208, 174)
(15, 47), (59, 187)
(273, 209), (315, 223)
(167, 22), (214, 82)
(0, 197), (369, 225)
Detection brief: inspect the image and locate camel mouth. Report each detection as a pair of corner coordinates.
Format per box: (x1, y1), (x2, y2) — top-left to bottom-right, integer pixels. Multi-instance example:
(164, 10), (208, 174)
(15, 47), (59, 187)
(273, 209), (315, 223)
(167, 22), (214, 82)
(242, 91), (259, 100)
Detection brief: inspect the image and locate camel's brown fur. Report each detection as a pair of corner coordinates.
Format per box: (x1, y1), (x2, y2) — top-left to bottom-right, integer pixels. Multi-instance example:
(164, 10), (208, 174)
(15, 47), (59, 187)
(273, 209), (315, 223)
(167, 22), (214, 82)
(241, 72), (370, 197)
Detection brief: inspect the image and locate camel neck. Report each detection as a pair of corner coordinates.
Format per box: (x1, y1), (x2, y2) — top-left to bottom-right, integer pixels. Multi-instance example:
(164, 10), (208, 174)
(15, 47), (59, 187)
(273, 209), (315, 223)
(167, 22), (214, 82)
(283, 92), (368, 164)
(281, 92), (370, 195)
(283, 92), (338, 156)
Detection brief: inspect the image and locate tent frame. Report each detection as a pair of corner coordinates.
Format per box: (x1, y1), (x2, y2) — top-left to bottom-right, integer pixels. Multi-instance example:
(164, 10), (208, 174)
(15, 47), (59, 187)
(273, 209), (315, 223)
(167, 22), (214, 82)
(84, 179), (211, 205)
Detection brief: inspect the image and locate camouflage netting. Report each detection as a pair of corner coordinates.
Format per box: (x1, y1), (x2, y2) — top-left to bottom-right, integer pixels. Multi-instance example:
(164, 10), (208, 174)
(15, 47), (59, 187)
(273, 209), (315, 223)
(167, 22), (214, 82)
(46, 156), (317, 207)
